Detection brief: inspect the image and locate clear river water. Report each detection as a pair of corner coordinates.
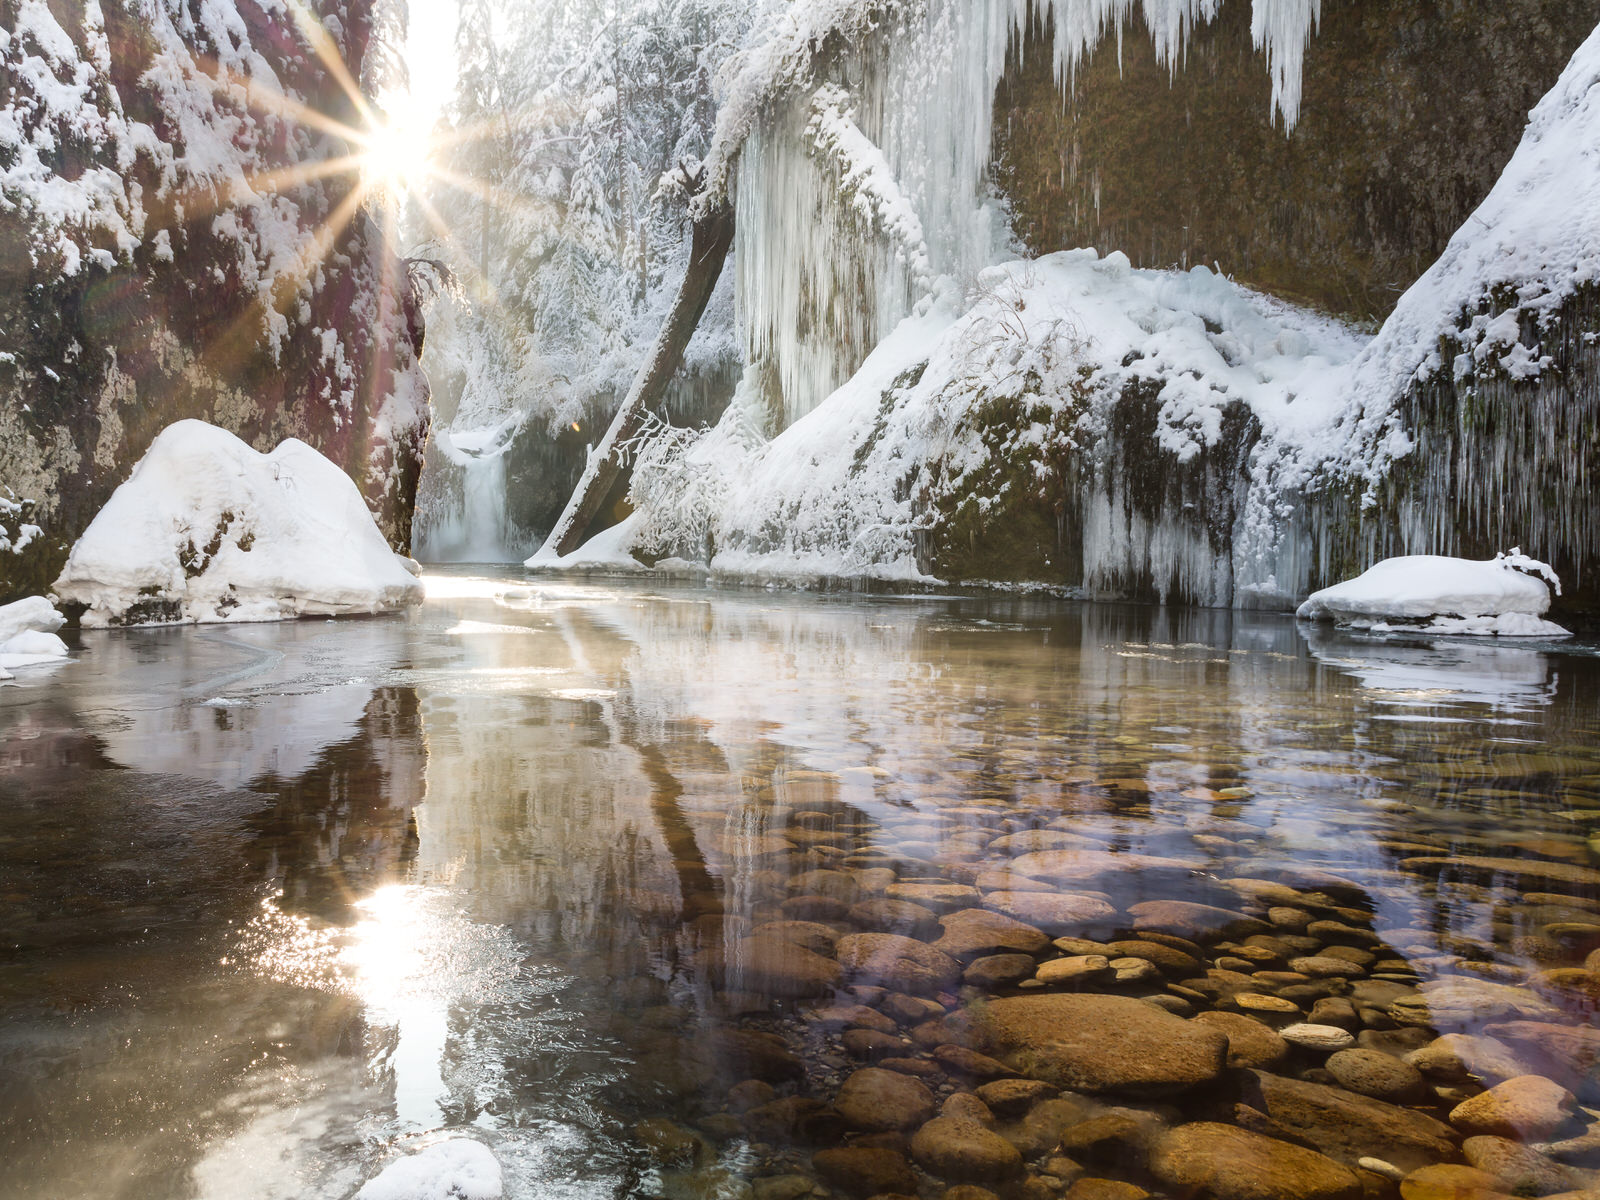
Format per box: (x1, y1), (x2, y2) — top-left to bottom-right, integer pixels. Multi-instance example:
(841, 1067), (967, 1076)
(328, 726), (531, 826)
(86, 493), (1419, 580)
(2, 570), (1598, 1200)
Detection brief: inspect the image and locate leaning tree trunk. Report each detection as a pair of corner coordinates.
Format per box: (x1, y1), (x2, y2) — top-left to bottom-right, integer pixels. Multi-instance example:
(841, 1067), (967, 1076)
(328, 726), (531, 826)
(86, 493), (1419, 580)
(539, 186), (735, 559)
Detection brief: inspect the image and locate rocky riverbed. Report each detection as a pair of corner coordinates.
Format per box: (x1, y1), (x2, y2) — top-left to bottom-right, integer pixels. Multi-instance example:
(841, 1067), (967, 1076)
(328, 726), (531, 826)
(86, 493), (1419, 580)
(618, 775), (1600, 1200)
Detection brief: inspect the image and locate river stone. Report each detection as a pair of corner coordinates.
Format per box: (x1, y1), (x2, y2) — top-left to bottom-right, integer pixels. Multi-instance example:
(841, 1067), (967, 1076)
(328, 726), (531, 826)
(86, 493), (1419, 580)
(988, 830), (1105, 855)
(1233, 992), (1301, 1014)
(1397, 1163), (1514, 1200)
(792, 868), (862, 901)
(843, 1028), (911, 1059)
(934, 908), (1052, 959)
(1063, 1181), (1151, 1200)
(1449, 1075), (1576, 1140)
(975, 1078), (1058, 1115)
(1463, 1135), (1584, 1196)
(887, 882), (982, 913)
(836, 933), (962, 993)
(934, 1044), (1018, 1080)
(849, 898), (942, 939)
(982, 890), (1118, 935)
(1291, 956), (1364, 978)
(883, 992), (946, 1024)
(1001, 1095), (1096, 1156)
(1150, 1122), (1363, 1200)
(1281, 1023), (1357, 1052)
(1391, 979), (1563, 1027)
(751, 1175), (814, 1200)
(1482, 1022), (1600, 1101)
(1325, 1048), (1427, 1102)
(972, 994), (1227, 1096)
(1241, 1069), (1461, 1172)
(1059, 1114), (1154, 1168)
(965, 953), (1039, 988)
(1399, 856), (1600, 891)
(702, 937), (843, 998)
(743, 1097), (847, 1145)
(1036, 955), (1112, 986)
(808, 1004), (899, 1034)
(1007, 849), (1198, 888)
(1128, 900), (1271, 941)
(811, 1146), (918, 1197)
(944, 1093), (996, 1126)
(835, 1067), (938, 1132)
(709, 1029), (806, 1082)
(1405, 1034), (1533, 1086)
(1191, 1011), (1289, 1069)
(782, 895), (850, 922)
(910, 1116), (1023, 1181)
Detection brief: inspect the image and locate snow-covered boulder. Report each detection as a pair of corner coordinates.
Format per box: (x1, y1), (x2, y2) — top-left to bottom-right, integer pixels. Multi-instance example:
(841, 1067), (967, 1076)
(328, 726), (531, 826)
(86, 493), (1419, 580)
(0, 595), (69, 679)
(1295, 551), (1571, 637)
(54, 421), (424, 627)
(355, 1139), (503, 1200)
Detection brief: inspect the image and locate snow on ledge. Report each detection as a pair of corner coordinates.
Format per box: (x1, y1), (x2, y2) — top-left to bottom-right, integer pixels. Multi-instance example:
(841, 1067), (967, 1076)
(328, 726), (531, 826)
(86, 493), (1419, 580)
(1296, 551), (1572, 638)
(54, 420), (423, 627)
(0, 595), (69, 680)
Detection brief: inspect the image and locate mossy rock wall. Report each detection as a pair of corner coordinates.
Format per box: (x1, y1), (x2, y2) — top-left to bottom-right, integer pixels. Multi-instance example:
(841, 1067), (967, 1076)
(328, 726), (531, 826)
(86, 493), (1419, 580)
(993, 0), (1599, 323)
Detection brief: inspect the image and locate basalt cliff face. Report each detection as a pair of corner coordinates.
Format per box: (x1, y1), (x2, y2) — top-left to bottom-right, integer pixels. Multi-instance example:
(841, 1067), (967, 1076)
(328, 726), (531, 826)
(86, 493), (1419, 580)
(0, 0), (428, 603)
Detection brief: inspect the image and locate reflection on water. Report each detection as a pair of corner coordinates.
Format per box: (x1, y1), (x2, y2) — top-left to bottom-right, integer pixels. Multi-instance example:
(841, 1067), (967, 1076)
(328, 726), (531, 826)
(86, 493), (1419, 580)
(1, 575), (1598, 1198)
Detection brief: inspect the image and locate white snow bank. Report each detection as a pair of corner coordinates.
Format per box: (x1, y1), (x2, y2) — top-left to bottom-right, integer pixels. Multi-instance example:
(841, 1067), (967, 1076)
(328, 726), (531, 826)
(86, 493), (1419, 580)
(54, 420), (423, 627)
(524, 511), (647, 573)
(1296, 551), (1571, 637)
(355, 1139), (503, 1200)
(0, 595), (69, 679)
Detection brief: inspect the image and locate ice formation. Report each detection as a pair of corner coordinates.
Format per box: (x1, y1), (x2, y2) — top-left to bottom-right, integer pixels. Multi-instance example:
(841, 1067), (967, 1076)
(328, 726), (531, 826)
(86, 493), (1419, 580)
(354, 1138), (504, 1200)
(0, 595), (69, 680)
(713, 0), (1325, 426)
(54, 421), (424, 626)
(1296, 552), (1572, 638)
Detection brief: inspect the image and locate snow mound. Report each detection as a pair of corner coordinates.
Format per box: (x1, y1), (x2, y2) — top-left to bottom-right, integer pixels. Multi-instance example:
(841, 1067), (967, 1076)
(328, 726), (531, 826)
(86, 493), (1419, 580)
(355, 1139), (503, 1200)
(0, 595), (69, 679)
(524, 511), (647, 574)
(54, 420), (423, 627)
(1296, 551), (1571, 638)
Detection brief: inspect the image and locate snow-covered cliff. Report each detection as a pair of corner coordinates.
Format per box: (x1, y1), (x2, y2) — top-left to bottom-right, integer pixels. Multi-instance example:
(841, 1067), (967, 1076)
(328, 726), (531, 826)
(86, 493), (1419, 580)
(0, 0), (429, 602)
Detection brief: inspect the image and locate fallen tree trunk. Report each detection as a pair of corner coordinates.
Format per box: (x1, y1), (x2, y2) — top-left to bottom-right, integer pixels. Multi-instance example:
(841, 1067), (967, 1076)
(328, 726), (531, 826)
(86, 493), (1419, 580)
(538, 179), (736, 559)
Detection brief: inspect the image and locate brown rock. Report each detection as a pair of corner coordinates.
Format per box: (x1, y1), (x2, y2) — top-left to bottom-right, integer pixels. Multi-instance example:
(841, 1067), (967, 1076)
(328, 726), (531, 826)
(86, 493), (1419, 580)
(1398, 1163), (1514, 1200)
(743, 1097), (847, 1144)
(983, 890), (1118, 935)
(1449, 1074), (1576, 1140)
(1008, 849), (1199, 887)
(1463, 1135), (1585, 1196)
(1063, 1181), (1151, 1200)
(1399, 856), (1600, 892)
(835, 1067), (939, 1132)
(886, 882), (982, 912)
(709, 1029), (806, 1082)
(1059, 1114), (1153, 1169)
(943, 1093), (995, 1125)
(1036, 955), (1113, 986)
(1191, 1010), (1289, 1069)
(700, 937), (843, 998)
(753, 920), (844, 956)
(1150, 1122), (1363, 1200)
(1242, 1070), (1460, 1172)
(934, 1044), (1018, 1080)
(973, 994), (1227, 1097)
(883, 992), (946, 1024)
(843, 1028), (912, 1059)
(1481, 1022), (1600, 1102)
(975, 1078), (1058, 1115)
(1104, 939), (1203, 976)
(727, 1079), (776, 1112)
(849, 898), (942, 939)
(934, 908), (1052, 959)
(964, 953), (1038, 988)
(808, 1004), (899, 1034)
(1128, 900), (1271, 941)
(811, 1146), (918, 1197)
(910, 1116), (1024, 1181)
(1325, 1048), (1428, 1103)
(836, 933), (961, 994)
(1000, 1095), (1095, 1156)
